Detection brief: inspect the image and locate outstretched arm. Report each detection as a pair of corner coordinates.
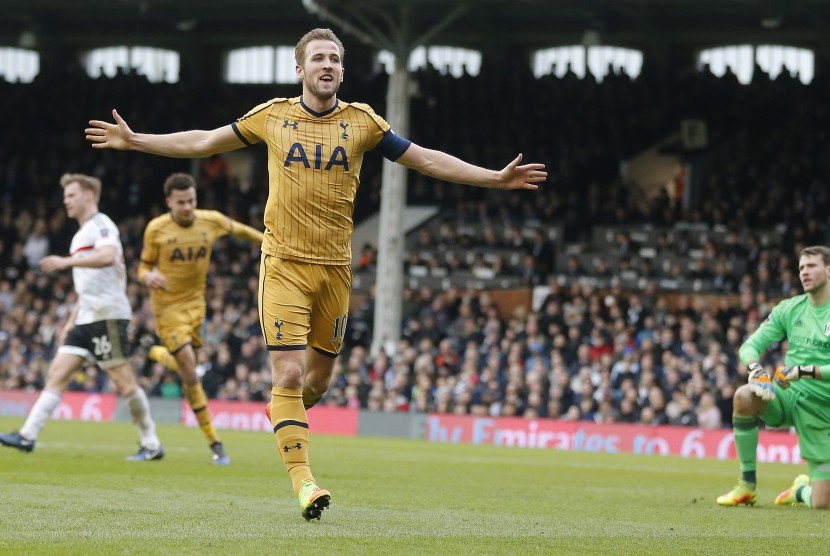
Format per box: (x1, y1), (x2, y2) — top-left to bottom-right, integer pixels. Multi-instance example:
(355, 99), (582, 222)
(86, 109), (246, 158)
(227, 218), (264, 244)
(395, 143), (546, 190)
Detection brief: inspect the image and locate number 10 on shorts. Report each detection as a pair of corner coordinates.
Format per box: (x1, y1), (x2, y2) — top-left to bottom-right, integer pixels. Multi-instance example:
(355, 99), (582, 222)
(332, 313), (348, 343)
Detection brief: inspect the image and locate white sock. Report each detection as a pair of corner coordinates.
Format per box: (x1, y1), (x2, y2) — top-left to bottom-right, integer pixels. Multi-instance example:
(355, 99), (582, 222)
(125, 389), (161, 450)
(19, 390), (62, 441)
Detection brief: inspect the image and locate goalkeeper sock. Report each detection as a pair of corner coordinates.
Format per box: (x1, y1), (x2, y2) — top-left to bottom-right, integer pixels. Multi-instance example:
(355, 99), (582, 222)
(796, 485), (813, 507)
(149, 345), (181, 372)
(270, 387), (314, 495)
(733, 414), (759, 486)
(183, 383), (220, 445)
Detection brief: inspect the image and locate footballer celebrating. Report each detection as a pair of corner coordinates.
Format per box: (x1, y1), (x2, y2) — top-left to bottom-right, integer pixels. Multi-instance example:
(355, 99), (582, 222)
(86, 28), (546, 520)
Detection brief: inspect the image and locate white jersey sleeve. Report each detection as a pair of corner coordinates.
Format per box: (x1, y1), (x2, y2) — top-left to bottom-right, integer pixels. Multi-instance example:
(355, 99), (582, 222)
(69, 212), (132, 324)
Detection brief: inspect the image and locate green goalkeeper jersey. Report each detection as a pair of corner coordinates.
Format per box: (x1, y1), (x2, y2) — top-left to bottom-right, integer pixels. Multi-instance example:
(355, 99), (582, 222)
(740, 294), (830, 401)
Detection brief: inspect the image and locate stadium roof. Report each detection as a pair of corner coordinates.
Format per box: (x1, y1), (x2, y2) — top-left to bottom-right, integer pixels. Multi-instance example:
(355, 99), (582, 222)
(2, 0), (830, 54)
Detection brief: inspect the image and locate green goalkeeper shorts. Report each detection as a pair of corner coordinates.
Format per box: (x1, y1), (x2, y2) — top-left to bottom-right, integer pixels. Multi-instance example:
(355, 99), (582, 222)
(761, 384), (830, 475)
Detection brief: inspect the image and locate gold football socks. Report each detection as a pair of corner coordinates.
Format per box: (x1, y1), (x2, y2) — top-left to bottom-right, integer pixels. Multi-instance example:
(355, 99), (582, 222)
(183, 383), (220, 445)
(148, 345), (181, 372)
(270, 387), (315, 494)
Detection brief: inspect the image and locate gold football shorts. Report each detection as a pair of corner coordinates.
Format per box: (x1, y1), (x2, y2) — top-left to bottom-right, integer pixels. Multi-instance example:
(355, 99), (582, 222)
(258, 255), (350, 357)
(155, 304), (205, 353)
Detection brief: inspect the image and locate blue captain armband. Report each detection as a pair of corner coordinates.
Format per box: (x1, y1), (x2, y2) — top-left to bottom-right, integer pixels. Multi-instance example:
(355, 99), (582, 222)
(375, 131), (412, 161)
(231, 122), (253, 146)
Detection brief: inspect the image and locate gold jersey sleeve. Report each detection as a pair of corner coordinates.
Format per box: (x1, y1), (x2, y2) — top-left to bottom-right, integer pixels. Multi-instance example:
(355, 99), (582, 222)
(235, 97), (389, 264)
(140, 209), (233, 310)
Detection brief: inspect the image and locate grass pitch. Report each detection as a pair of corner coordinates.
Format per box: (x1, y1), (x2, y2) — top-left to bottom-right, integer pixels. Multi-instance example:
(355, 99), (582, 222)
(0, 417), (828, 555)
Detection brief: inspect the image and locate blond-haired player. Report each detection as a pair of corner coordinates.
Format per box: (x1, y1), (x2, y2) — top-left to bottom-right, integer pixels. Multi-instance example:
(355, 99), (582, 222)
(0, 174), (164, 460)
(86, 27), (546, 520)
(138, 172), (263, 465)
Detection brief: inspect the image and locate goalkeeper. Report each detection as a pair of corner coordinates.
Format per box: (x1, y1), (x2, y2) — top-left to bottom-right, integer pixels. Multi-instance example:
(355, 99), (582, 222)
(717, 245), (830, 509)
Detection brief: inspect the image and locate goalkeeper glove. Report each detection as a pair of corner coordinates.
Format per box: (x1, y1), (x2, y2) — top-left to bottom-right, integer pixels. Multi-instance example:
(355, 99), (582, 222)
(771, 367), (793, 389)
(775, 365), (818, 387)
(747, 362), (775, 401)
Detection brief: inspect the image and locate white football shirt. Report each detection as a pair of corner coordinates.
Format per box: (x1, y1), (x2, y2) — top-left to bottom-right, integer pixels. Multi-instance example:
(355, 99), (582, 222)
(69, 212), (132, 324)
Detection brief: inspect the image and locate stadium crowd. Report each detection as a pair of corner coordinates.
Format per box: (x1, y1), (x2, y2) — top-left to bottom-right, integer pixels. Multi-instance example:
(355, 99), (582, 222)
(1, 57), (829, 429)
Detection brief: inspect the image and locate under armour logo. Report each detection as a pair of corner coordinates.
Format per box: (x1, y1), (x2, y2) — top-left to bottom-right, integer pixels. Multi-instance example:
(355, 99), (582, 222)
(283, 443), (302, 452)
(283, 120), (299, 130)
(340, 121), (349, 140)
(274, 318), (284, 341)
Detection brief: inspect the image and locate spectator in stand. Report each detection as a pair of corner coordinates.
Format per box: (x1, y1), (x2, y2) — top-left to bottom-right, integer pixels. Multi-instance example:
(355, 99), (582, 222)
(22, 219), (50, 269)
(356, 242), (376, 272)
(695, 391), (722, 429)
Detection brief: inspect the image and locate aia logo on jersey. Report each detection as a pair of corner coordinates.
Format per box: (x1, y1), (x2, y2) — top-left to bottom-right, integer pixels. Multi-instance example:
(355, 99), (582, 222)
(284, 143), (349, 171)
(170, 246), (207, 262)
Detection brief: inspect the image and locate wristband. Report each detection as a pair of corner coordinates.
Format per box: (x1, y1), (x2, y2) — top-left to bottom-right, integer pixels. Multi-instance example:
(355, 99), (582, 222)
(799, 366), (817, 379)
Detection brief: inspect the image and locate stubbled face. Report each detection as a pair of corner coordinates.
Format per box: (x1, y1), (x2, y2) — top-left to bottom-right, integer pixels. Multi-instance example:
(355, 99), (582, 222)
(297, 39), (343, 102)
(798, 253), (830, 294)
(63, 182), (94, 220)
(167, 187), (197, 227)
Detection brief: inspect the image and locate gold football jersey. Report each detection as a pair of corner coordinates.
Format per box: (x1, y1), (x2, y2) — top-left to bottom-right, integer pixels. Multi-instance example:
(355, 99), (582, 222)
(234, 97), (390, 264)
(140, 209), (234, 309)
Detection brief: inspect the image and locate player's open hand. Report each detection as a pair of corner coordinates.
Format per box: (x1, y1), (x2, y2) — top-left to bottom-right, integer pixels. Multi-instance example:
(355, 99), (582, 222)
(144, 270), (168, 290)
(40, 255), (69, 273)
(86, 109), (134, 150)
(496, 154), (547, 190)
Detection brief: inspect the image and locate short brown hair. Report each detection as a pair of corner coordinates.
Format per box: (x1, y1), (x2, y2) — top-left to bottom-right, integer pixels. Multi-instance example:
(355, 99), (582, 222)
(163, 172), (197, 197)
(295, 28), (345, 66)
(800, 245), (830, 266)
(60, 173), (101, 203)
